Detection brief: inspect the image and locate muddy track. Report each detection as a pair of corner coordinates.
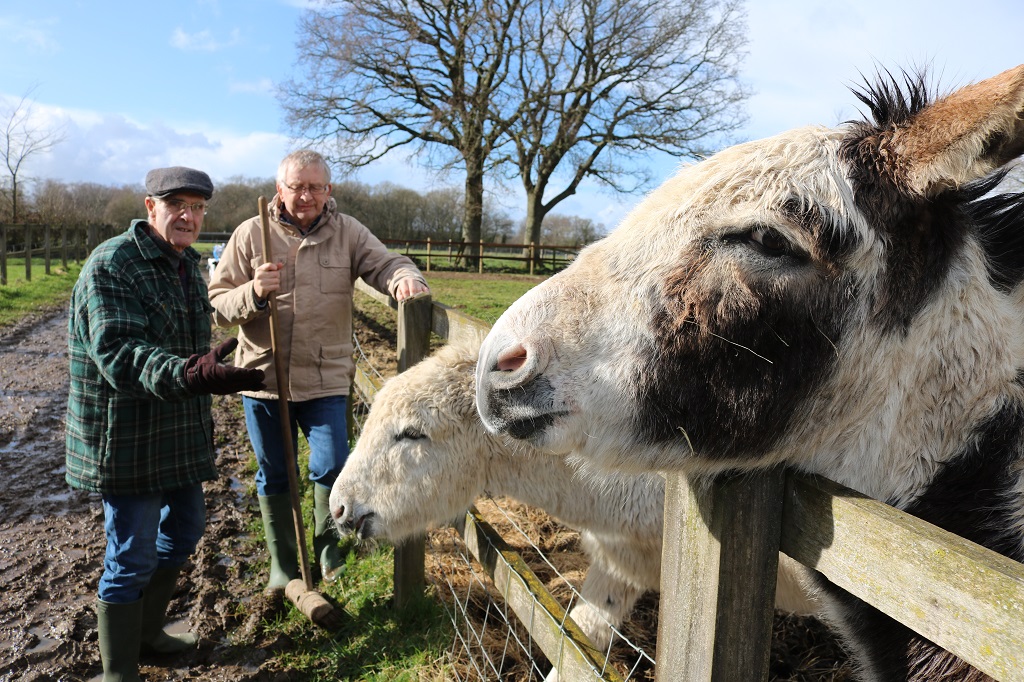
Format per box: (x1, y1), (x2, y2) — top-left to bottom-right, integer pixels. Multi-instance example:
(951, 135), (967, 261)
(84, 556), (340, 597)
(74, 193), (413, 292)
(0, 306), (300, 682)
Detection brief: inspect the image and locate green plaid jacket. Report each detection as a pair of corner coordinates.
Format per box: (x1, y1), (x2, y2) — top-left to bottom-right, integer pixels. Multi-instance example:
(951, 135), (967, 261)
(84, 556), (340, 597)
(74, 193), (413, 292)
(65, 220), (217, 494)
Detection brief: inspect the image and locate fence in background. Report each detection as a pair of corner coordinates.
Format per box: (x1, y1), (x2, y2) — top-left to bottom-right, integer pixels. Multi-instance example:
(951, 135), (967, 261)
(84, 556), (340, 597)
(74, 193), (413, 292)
(0, 223), (118, 285)
(353, 279), (1024, 682)
(0, 223), (581, 286)
(380, 237), (579, 274)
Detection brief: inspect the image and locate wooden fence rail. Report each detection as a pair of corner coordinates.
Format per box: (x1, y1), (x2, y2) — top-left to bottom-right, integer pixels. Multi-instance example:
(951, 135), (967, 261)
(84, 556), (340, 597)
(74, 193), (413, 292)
(0, 225), (579, 283)
(343, 281), (1024, 682)
(0, 223), (117, 285)
(379, 237), (579, 274)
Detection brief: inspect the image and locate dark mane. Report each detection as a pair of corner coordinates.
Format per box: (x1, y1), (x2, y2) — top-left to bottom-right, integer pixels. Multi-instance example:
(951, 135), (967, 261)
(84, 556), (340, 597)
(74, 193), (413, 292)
(847, 67), (934, 130)
(967, 172), (1024, 291)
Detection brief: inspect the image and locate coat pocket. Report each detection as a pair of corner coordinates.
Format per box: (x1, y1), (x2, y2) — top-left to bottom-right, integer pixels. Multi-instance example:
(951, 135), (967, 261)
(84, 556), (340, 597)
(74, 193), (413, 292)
(238, 335), (273, 368)
(318, 255), (352, 294)
(319, 341), (355, 390)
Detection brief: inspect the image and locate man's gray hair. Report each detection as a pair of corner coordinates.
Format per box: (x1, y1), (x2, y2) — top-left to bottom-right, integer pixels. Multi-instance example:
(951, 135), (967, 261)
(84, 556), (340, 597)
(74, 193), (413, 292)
(277, 149), (332, 184)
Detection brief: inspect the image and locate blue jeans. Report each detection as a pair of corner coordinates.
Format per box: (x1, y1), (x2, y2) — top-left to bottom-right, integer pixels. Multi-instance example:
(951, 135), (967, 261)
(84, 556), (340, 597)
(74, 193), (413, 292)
(99, 484), (206, 603)
(243, 395), (350, 497)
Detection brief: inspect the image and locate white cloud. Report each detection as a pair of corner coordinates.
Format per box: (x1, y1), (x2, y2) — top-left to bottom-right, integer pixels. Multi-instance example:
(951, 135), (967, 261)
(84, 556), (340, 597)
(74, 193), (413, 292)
(170, 27), (241, 52)
(0, 17), (60, 53)
(1, 97), (289, 190)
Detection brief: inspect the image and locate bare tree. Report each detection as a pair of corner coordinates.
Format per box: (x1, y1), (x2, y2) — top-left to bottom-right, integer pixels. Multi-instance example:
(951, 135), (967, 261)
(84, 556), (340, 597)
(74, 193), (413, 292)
(205, 176), (277, 232)
(1, 87), (65, 222)
(281, 0), (531, 263)
(538, 212), (606, 246)
(103, 187), (147, 229)
(416, 187), (463, 241)
(510, 0), (749, 248)
(31, 180), (115, 227)
(281, 0), (749, 260)
(33, 179), (76, 226)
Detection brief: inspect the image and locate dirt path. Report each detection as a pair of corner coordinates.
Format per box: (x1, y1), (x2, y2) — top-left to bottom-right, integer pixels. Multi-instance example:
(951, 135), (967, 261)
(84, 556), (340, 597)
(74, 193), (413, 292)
(0, 306), (295, 682)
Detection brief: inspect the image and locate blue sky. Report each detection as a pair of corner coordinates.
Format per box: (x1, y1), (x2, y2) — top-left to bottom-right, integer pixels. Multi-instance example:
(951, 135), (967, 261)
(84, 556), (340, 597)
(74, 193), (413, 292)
(2, 0), (1023, 229)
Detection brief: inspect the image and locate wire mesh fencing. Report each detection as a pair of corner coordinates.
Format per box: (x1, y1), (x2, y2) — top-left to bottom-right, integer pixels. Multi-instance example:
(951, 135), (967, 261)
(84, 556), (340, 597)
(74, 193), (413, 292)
(350, 327), (657, 680)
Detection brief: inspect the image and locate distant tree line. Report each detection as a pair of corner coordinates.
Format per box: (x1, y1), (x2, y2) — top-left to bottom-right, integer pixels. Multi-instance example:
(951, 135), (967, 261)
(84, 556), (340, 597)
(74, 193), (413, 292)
(3, 176), (607, 248)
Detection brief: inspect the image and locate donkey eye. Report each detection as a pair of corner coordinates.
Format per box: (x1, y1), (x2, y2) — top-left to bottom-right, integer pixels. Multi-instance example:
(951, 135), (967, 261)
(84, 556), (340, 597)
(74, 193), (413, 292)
(396, 427), (427, 442)
(746, 225), (791, 257)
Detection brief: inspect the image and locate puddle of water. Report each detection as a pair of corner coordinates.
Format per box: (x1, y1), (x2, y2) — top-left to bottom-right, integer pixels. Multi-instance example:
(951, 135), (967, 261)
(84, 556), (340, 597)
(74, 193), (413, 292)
(26, 626), (60, 654)
(229, 475), (253, 507)
(164, 617), (192, 636)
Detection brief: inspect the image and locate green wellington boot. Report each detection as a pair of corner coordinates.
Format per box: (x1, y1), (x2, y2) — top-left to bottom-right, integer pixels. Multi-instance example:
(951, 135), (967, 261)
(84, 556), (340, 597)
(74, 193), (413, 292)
(258, 493), (300, 593)
(96, 598), (144, 682)
(313, 484), (347, 583)
(140, 565), (198, 655)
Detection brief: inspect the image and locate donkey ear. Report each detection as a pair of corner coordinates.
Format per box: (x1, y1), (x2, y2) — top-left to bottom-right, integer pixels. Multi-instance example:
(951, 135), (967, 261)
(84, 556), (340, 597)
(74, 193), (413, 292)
(892, 64), (1024, 197)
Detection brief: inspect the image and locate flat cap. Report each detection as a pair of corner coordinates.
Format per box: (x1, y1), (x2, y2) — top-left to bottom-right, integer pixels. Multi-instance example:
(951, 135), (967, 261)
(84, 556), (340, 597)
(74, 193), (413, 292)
(145, 166), (214, 200)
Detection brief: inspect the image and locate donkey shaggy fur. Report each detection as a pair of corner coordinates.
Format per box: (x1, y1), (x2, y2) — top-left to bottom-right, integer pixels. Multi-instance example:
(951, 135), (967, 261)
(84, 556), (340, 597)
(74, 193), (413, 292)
(476, 65), (1024, 681)
(329, 342), (814, 656)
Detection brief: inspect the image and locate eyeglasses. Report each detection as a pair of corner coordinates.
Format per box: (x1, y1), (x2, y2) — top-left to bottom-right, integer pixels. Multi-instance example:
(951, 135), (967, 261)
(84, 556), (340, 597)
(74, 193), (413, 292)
(160, 197), (209, 215)
(283, 182), (329, 196)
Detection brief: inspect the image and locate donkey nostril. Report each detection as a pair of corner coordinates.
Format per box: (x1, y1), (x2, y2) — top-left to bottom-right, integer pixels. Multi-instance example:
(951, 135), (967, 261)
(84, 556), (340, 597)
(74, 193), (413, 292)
(332, 505), (345, 521)
(496, 345), (528, 372)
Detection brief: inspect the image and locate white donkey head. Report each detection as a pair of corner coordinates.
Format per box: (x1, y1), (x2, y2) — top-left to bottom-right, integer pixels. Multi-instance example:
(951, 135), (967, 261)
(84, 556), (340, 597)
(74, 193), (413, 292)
(476, 65), (1024, 503)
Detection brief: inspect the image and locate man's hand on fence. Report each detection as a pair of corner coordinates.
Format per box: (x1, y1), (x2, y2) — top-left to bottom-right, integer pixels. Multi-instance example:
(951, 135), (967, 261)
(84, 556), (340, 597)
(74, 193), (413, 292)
(185, 338), (266, 395)
(395, 277), (430, 302)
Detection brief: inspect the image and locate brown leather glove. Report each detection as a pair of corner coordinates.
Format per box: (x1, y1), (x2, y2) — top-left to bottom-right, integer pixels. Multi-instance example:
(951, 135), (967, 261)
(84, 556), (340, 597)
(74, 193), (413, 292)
(185, 338), (266, 395)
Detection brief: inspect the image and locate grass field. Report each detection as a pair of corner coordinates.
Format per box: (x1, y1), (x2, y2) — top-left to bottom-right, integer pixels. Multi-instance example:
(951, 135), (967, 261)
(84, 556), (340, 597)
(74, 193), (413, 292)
(422, 270), (546, 325)
(0, 259), (83, 327)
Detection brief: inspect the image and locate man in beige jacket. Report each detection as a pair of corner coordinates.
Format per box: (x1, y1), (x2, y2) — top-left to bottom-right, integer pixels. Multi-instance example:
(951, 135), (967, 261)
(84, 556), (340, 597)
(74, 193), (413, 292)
(208, 149), (428, 594)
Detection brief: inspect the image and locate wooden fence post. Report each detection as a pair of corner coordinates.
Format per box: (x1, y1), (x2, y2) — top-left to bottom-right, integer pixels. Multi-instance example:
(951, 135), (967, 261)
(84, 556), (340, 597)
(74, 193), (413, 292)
(61, 226), (68, 270)
(478, 239), (484, 274)
(529, 242), (535, 276)
(426, 237), (432, 272)
(44, 224), (52, 276)
(655, 468), (785, 682)
(0, 224), (6, 285)
(392, 293), (433, 608)
(24, 225), (32, 282)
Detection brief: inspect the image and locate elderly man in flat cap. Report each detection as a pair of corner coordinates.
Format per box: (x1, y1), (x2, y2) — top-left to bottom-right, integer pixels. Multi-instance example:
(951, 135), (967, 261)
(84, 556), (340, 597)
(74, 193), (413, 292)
(66, 166), (265, 681)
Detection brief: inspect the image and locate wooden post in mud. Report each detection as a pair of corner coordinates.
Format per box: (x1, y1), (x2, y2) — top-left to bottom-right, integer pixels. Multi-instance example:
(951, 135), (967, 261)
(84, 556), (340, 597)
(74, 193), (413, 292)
(392, 292), (432, 608)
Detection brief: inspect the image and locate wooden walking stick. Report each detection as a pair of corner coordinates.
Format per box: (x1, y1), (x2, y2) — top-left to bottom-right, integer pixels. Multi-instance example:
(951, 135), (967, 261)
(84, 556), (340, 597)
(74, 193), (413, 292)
(257, 196), (342, 629)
